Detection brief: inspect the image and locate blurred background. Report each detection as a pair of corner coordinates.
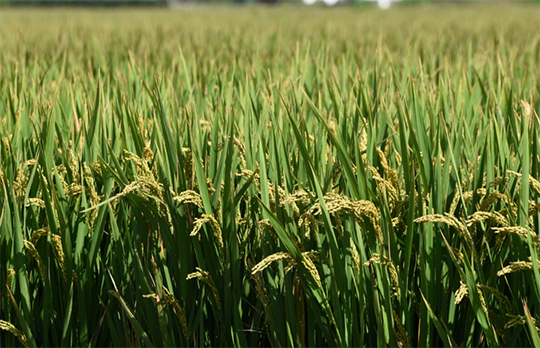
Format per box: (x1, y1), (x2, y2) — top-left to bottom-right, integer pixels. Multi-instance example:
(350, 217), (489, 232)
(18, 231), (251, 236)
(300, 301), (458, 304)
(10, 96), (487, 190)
(0, 0), (536, 9)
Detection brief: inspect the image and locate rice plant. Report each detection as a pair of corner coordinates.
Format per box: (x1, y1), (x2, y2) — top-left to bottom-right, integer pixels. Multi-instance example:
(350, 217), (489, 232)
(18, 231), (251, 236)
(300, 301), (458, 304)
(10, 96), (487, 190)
(1, 4), (539, 347)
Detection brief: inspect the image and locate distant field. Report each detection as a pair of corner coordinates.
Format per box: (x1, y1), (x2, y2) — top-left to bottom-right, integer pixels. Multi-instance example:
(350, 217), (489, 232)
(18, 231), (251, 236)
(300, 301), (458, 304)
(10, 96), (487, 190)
(1, 5), (539, 347)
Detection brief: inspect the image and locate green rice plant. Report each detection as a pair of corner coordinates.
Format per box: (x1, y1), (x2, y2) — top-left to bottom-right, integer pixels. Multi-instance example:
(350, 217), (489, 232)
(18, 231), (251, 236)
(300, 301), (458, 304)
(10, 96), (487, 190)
(1, 4), (539, 347)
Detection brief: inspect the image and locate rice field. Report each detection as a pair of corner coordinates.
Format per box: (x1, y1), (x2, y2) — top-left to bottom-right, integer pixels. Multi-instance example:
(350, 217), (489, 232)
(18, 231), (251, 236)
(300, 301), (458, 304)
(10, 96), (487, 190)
(1, 4), (539, 347)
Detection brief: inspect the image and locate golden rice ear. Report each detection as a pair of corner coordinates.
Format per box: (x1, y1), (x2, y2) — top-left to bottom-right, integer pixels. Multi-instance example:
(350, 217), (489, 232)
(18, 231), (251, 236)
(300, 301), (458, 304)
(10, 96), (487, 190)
(13, 168), (29, 202)
(29, 228), (49, 246)
(454, 281), (469, 305)
(477, 284), (513, 314)
(498, 260), (540, 277)
(174, 190), (205, 210)
(331, 212), (343, 240)
(392, 310), (411, 348)
(415, 213), (476, 262)
(233, 136), (247, 169)
(307, 192), (381, 230)
(477, 191), (508, 212)
(350, 238), (362, 276)
(377, 147), (399, 192)
(52, 234), (67, 281)
(284, 260), (297, 274)
(23, 240), (46, 283)
(298, 212), (318, 239)
(505, 312), (540, 334)
(449, 186), (474, 216)
(363, 253), (401, 297)
(301, 256), (322, 289)
(161, 287), (188, 339)
(252, 252), (293, 275)
(6, 269), (16, 291)
(83, 163), (101, 228)
(190, 214), (223, 251)
(25, 198), (45, 208)
(370, 164), (400, 207)
(467, 211), (509, 228)
(281, 189), (315, 207)
(506, 169), (540, 196)
(359, 128), (367, 166)
(187, 268), (221, 311)
(0, 320), (29, 348)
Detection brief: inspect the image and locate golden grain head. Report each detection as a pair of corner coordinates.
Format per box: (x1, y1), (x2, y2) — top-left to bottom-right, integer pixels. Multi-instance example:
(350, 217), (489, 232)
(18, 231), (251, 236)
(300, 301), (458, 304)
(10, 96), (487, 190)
(301, 256), (322, 289)
(350, 238), (361, 276)
(392, 310), (411, 348)
(252, 252), (293, 274)
(187, 268), (221, 310)
(191, 214), (223, 251)
(174, 190), (204, 210)
(52, 234), (67, 281)
(454, 281), (468, 304)
(498, 260), (540, 276)
(478, 284), (513, 314)
(23, 240), (46, 283)
(505, 314), (527, 329)
(281, 189), (315, 207)
(13, 168), (29, 200)
(0, 320), (29, 348)
(163, 287), (188, 339)
(298, 212), (319, 239)
(493, 226), (540, 247)
(30, 228), (49, 246)
(478, 190), (508, 211)
(6, 269), (16, 290)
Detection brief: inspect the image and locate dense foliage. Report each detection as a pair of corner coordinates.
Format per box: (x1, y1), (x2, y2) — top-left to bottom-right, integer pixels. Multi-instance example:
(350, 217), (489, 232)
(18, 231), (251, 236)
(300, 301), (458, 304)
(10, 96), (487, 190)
(1, 5), (539, 347)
